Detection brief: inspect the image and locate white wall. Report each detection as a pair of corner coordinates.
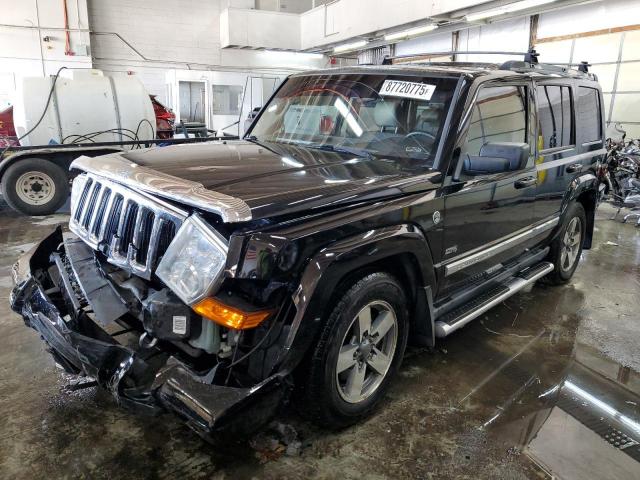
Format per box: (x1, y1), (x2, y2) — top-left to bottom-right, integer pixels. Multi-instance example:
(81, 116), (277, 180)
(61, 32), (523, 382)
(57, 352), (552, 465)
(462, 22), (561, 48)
(392, 17), (531, 64)
(299, 0), (482, 50)
(456, 17), (530, 64)
(0, 0), (92, 108)
(534, 0), (640, 138)
(395, 31), (453, 57)
(537, 0), (640, 38)
(87, 0), (327, 133)
(388, 0), (640, 138)
(88, 0), (222, 67)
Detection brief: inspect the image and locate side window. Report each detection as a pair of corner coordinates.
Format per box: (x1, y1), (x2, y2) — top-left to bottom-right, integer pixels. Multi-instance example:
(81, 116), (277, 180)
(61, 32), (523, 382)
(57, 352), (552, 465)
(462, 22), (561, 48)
(460, 85), (528, 175)
(577, 87), (602, 143)
(537, 85), (573, 150)
(466, 86), (527, 153)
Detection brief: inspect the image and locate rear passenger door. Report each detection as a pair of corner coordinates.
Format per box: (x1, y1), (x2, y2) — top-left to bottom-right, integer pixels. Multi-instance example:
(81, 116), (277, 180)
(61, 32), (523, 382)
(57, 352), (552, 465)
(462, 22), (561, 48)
(533, 83), (576, 223)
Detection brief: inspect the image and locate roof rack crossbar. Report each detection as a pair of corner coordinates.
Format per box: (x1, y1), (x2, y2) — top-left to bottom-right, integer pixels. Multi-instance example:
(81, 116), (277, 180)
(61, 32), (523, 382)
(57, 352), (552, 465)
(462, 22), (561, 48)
(498, 60), (594, 78)
(546, 61), (591, 73)
(380, 48), (596, 80)
(382, 48), (539, 65)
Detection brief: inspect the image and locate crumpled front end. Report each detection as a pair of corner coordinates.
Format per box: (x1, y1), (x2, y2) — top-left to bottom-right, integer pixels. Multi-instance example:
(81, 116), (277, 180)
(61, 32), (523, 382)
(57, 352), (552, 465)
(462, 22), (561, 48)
(10, 227), (288, 436)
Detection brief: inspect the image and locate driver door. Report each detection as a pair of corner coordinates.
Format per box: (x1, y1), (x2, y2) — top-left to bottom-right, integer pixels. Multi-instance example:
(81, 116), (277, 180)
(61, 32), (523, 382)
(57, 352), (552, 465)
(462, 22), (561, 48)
(438, 82), (537, 296)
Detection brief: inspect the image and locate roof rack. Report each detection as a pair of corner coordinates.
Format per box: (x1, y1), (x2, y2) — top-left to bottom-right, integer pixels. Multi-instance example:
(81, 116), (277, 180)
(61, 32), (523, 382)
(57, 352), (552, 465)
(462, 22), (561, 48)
(499, 60), (595, 79)
(382, 49), (540, 65)
(382, 49), (596, 79)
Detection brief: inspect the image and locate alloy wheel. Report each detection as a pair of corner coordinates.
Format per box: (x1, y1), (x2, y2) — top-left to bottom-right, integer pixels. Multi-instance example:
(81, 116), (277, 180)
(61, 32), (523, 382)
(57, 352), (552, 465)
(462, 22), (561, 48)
(335, 300), (398, 404)
(560, 217), (582, 272)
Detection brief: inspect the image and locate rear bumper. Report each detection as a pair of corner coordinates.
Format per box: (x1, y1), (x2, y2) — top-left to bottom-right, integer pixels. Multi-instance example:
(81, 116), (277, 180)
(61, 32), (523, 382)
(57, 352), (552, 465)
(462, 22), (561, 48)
(10, 228), (287, 436)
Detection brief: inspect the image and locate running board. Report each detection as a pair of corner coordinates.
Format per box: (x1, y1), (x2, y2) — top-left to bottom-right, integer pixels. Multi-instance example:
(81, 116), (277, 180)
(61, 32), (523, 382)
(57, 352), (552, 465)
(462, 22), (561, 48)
(434, 262), (554, 338)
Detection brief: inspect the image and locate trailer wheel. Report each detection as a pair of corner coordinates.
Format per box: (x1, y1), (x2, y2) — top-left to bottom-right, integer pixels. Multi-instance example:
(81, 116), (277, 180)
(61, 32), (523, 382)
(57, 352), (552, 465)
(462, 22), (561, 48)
(1, 158), (69, 216)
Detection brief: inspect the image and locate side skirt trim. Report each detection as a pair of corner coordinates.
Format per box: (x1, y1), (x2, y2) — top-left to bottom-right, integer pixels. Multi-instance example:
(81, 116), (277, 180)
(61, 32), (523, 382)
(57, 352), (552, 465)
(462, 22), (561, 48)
(443, 217), (559, 277)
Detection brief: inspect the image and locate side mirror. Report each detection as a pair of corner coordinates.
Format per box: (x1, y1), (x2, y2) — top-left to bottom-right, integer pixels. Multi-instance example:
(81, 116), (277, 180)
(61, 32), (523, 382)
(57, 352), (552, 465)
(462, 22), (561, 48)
(463, 142), (529, 175)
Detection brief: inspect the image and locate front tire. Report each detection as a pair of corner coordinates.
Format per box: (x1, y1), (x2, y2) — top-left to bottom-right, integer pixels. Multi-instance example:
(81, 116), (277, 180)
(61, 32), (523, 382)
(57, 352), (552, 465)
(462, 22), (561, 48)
(302, 272), (409, 429)
(545, 202), (586, 284)
(1, 158), (69, 216)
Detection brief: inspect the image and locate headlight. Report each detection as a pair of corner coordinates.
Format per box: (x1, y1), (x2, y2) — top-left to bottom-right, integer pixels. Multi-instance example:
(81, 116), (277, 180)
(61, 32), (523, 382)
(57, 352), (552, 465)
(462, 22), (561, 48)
(156, 215), (228, 305)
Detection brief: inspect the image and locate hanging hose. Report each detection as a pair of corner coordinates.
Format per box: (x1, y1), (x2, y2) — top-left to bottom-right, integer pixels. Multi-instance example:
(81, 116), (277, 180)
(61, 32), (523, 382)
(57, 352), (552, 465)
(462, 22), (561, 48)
(62, 0), (73, 56)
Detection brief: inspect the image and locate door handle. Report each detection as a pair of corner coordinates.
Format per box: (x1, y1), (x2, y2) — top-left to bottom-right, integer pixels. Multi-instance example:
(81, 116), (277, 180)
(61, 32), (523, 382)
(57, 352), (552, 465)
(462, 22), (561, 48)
(566, 163), (583, 173)
(514, 176), (537, 189)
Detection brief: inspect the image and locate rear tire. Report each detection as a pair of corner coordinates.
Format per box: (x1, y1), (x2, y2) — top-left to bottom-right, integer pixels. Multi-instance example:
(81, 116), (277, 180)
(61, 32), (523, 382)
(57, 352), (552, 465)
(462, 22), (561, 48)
(301, 272), (409, 429)
(1, 158), (69, 216)
(545, 202), (586, 285)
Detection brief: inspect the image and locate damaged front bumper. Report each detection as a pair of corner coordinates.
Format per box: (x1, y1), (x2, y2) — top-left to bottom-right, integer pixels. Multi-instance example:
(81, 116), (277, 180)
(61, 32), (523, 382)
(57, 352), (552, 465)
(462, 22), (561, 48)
(10, 227), (287, 436)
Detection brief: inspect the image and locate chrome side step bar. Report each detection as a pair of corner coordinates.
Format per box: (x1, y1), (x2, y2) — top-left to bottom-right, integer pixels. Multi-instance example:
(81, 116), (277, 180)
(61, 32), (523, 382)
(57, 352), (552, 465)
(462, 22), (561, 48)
(434, 261), (554, 338)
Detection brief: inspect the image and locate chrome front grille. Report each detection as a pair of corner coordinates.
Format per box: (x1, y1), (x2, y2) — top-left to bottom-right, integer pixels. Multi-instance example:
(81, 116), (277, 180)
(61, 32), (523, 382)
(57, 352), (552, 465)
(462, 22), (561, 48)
(69, 173), (187, 280)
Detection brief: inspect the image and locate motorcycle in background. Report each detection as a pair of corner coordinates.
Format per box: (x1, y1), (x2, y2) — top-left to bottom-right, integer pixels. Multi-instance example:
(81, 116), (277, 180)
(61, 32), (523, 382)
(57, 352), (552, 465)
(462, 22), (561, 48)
(600, 124), (640, 201)
(605, 125), (640, 225)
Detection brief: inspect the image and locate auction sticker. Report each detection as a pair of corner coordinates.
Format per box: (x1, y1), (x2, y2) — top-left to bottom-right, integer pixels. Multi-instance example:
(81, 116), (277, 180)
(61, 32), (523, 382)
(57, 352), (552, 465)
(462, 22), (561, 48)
(379, 80), (435, 101)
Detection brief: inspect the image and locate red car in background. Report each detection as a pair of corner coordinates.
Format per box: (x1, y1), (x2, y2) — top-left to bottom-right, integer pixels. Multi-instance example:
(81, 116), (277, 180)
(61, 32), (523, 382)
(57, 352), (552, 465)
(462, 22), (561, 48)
(0, 95), (175, 147)
(0, 106), (18, 148)
(150, 95), (175, 139)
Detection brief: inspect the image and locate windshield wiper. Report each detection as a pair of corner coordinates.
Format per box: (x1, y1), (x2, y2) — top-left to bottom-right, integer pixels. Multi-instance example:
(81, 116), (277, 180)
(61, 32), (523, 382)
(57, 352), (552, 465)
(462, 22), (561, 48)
(305, 143), (374, 160)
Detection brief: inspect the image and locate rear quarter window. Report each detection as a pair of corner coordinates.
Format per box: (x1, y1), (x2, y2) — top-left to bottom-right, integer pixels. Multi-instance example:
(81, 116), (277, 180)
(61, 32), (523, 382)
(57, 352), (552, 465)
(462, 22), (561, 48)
(577, 87), (602, 144)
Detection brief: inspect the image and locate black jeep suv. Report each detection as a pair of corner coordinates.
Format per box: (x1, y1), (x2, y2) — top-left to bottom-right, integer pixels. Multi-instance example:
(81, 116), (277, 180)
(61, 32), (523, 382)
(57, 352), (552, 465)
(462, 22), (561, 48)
(11, 59), (604, 435)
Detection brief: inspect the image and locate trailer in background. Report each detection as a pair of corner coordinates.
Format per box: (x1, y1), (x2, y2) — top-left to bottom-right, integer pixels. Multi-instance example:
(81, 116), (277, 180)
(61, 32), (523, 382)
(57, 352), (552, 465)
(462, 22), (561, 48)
(0, 136), (235, 216)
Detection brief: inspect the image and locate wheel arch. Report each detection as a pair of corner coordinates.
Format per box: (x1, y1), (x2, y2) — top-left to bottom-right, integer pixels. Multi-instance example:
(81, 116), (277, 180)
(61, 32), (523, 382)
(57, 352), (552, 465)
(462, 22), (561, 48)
(276, 223), (437, 375)
(564, 172), (597, 249)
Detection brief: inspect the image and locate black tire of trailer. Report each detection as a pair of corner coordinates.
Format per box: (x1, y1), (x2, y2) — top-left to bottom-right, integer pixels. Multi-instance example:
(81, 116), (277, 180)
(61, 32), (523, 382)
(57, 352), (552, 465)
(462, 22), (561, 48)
(1, 158), (70, 216)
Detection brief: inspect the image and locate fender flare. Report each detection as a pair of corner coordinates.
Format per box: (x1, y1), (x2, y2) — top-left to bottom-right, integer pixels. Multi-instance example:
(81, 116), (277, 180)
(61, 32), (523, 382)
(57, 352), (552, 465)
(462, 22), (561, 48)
(566, 172), (597, 204)
(563, 172), (598, 248)
(274, 223), (437, 374)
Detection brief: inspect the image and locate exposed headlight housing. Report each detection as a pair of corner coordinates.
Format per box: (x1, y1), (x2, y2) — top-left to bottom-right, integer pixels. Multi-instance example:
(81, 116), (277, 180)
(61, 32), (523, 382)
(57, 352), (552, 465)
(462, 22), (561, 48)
(156, 215), (228, 305)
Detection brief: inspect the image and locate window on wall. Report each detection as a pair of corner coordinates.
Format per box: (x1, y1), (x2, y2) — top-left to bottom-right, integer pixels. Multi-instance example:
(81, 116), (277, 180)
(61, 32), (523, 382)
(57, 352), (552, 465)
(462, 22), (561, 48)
(577, 87), (602, 143)
(211, 85), (243, 115)
(537, 85), (573, 150)
(464, 85), (528, 156)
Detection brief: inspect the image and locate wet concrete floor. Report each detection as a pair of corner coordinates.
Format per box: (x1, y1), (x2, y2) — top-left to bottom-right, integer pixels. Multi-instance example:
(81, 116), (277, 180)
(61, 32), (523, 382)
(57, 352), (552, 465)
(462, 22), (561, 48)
(0, 201), (639, 479)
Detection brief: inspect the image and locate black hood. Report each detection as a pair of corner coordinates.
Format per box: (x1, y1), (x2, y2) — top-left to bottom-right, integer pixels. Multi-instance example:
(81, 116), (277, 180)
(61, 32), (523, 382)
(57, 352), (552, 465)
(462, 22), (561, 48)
(120, 140), (440, 221)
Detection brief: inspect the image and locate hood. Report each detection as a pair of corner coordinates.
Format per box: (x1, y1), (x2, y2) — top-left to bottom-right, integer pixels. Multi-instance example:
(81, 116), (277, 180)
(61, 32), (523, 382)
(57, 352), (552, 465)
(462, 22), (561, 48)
(102, 140), (440, 221)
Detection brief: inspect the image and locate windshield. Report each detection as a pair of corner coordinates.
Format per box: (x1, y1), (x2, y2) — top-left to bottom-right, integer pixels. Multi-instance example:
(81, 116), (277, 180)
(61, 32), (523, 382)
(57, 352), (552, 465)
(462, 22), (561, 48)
(248, 73), (458, 168)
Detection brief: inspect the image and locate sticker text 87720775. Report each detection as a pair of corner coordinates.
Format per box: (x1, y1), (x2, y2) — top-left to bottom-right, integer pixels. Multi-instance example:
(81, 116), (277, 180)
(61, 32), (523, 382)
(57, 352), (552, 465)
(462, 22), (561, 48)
(379, 79), (436, 101)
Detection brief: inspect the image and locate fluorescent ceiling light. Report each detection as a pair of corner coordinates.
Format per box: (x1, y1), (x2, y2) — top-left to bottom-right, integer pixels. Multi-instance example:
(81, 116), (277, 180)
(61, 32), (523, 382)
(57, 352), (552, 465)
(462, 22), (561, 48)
(263, 50), (324, 60)
(333, 40), (368, 53)
(385, 24), (438, 41)
(466, 0), (555, 22)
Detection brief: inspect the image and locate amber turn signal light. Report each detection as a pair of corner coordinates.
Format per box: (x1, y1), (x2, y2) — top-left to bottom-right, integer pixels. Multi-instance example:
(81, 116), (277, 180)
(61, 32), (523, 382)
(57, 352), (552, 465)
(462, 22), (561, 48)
(193, 297), (272, 330)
